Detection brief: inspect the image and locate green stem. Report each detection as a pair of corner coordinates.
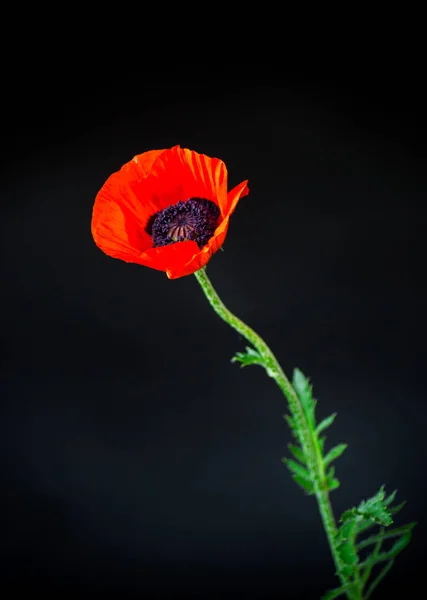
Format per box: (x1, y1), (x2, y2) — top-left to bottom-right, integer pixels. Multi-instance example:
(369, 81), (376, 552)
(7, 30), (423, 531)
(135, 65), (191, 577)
(194, 267), (359, 599)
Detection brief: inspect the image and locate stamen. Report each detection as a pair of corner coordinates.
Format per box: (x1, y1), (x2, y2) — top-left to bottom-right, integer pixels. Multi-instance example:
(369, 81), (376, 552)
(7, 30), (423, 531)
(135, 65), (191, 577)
(147, 198), (220, 249)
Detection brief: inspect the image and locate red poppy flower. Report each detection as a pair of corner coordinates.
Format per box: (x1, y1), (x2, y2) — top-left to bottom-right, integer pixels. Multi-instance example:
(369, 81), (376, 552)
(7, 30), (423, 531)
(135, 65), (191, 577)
(91, 145), (249, 279)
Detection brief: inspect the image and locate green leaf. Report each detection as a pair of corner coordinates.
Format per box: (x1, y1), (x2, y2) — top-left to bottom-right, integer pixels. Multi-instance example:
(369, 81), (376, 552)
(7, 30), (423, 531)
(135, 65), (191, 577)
(284, 414), (295, 428)
(321, 584), (352, 600)
(325, 466), (340, 491)
(342, 487), (394, 529)
(284, 414), (301, 442)
(316, 413), (337, 435)
(292, 368), (316, 429)
(282, 458), (311, 482)
(326, 465), (335, 480)
(357, 486), (393, 527)
(284, 414), (296, 432)
(340, 508), (358, 523)
(382, 528), (413, 559)
(282, 457), (314, 494)
(323, 443), (348, 468)
(356, 498), (406, 535)
(339, 542), (358, 567)
(318, 435), (326, 454)
(358, 526), (414, 571)
(336, 520), (358, 567)
(288, 443), (306, 464)
(384, 489), (397, 507)
(335, 519), (359, 567)
(292, 474), (315, 495)
(337, 564), (353, 579)
(360, 527), (384, 587)
(336, 520), (356, 543)
(355, 518), (377, 535)
(356, 523), (417, 552)
(231, 346), (264, 368)
(326, 483), (413, 596)
(354, 502), (406, 534)
(364, 560), (395, 600)
(383, 490), (406, 516)
(389, 501), (406, 516)
(327, 478), (341, 492)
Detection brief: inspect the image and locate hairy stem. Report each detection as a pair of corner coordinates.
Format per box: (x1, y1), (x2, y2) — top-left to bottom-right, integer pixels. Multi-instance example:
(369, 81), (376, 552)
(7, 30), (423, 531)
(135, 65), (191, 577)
(194, 267), (359, 599)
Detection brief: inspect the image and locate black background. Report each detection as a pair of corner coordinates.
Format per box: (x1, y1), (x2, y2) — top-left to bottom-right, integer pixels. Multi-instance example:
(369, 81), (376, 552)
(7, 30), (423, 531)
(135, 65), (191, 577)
(1, 47), (426, 599)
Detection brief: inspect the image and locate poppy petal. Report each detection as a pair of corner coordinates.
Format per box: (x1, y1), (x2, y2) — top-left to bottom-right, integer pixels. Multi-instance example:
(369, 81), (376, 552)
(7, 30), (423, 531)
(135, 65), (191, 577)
(223, 180), (250, 216)
(92, 149), (169, 261)
(161, 216), (231, 279)
(144, 146), (228, 214)
(92, 146), (249, 278)
(165, 249), (211, 279)
(127, 149), (167, 177)
(140, 240), (202, 277)
(206, 215), (231, 255)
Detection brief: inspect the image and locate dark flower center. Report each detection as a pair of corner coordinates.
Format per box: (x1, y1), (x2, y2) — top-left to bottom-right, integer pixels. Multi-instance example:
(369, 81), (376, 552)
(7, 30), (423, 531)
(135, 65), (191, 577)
(146, 198), (220, 249)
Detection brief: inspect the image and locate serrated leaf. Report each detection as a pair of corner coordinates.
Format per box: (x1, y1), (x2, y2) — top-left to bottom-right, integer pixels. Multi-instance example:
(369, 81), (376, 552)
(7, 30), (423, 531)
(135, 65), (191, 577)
(282, 458), (311, 482)
(292, 474), (315, 495)
(337, 564), (353, 579)
(360, 486), (386, 506)
(337, 544), (358, 567)
(339, 541), (358, 567)
(284, 414), (300, 441)
(316, 413), (337, 435)
(336, 520), (358, 567)
(324, 443), (348, 467)
(357, 486), (393, 527)
(292, 368), (316, 429)
(343, 487), (394, 530)
(284, 414), (296, 431)
(340, 508), (358, 524)
(288, 443), (306, 464)
(336, 520), (357, 543)
(231, 346), (264, 368)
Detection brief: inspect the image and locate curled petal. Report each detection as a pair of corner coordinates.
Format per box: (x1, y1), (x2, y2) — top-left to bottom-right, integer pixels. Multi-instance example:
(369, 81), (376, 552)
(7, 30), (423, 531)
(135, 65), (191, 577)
(224, 180), (250, 216)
